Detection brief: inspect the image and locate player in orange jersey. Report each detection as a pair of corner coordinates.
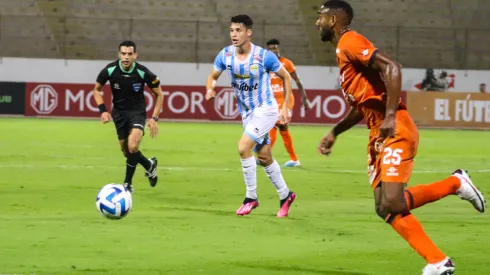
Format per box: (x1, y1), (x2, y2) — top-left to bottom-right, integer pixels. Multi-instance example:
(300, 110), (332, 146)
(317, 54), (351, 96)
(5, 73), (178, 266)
(266, 38), (310, 167)
(316, 1), (485, 274)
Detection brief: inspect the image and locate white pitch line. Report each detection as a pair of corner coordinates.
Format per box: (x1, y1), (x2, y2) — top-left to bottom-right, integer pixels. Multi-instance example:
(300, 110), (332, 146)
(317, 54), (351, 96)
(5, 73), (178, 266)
(0, 163), (488, 174)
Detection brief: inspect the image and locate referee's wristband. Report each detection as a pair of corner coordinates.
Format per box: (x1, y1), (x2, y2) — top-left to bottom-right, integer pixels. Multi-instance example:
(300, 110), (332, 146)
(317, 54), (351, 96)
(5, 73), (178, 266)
(98, 104), (108, 113)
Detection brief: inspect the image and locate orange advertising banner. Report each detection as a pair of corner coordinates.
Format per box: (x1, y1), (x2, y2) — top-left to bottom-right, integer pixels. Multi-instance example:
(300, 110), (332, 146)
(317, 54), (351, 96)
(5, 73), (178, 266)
(406, 91), (490, 129)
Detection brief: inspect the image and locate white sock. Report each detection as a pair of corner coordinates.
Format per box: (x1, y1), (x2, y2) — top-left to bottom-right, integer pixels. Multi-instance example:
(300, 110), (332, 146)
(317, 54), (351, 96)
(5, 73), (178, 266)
(241, 156), (257, 200)
(264, 160), (289, 200)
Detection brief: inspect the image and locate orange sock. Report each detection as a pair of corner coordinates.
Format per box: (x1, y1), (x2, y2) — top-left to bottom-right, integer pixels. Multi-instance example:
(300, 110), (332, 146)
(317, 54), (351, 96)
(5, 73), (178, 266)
(405, 176), (461, 210)
(280, 129), (298, 161)
(389, 213), (446, 263)
(270, 127), (278, 148)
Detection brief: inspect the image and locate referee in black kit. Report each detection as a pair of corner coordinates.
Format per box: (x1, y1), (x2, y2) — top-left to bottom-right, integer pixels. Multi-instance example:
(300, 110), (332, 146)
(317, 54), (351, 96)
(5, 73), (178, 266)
(93, 40), (164, 193)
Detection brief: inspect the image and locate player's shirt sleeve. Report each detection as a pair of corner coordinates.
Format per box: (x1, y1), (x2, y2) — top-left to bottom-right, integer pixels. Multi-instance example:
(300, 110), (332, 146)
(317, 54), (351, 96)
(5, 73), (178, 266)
(96, 67), (110, 85)
(283, 59), (296, 74)
(264, 51), (282, 73)
(143, 67), (161, 89)
(342, 34), (379, 67)
(213, 49), (226, 72)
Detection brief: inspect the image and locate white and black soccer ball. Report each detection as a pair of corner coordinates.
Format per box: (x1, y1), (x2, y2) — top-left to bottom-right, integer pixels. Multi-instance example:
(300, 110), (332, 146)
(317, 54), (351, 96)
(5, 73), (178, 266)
(96, 183), (132, 219)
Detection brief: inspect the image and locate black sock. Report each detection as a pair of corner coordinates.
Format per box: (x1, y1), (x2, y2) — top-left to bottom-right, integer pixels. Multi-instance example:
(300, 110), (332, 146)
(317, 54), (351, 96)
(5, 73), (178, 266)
(124, 152), (140, 184)
(138, 152), (152, 170)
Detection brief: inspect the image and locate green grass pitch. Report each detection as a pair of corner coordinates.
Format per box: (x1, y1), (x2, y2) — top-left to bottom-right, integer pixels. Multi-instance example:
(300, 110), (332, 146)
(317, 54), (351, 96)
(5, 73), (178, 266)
(0, 117), (488, 275)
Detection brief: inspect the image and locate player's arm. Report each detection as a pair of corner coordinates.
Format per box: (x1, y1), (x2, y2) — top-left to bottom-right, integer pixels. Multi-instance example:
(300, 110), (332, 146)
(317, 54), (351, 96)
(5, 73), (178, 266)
(93, 82), (105, 108)
(144, 70), (164, 120)
(273, 66), (293, 109)
(143, 69), (163, 138)
(290, 71), (309, 108)
(331, 107), (364, 137)
(266, 51), (292, 123)
(205, 68), (223, 100)
(93, 68), (111, 123)
(319, 107), (363, 155)
(370, 52), (402, 122)
(206, 50), (226, 100)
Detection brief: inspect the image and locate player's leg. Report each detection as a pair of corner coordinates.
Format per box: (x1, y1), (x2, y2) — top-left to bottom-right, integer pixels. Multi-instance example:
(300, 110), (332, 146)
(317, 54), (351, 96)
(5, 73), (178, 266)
(123, 128), (143, 191)
(404, 170), (485, 213)
(256, 141), (296, 217)
(269, 125), (278, 148)
(119, 139), (129, 158)
(373, 137), (454, 274)
(235, 132), (260, 215)
(129, 112), (158, 187)
(277, 123), (300, 167)
(249, 107), (295, 217)
(112, 109), (137, 192)
(374, 185), (454, 274)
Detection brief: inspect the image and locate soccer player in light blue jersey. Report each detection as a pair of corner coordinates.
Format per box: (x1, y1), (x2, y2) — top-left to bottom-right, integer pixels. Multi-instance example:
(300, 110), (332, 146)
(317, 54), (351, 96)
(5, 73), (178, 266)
(205, 14), (296, 217)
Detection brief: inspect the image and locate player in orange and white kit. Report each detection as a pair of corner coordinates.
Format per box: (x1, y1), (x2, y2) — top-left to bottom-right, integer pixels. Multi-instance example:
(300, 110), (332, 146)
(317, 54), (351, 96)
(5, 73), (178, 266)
(266, 39), (310, 167)
(316, 1), (485, 275)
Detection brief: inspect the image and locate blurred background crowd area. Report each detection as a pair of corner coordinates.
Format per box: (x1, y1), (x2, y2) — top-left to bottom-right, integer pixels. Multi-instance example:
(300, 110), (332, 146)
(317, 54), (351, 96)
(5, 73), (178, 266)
(1, 0), (490, 71)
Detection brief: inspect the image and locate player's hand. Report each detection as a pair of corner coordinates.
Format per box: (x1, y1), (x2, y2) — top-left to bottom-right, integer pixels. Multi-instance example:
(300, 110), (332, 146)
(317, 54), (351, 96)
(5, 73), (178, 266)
(302, 96), (310, 109)
(279, 107), (291, 124)
(378, 115), (396, 139)
(146, 118), (159, 139)
(318, 131), (336, 156)
(205, 90), (216, 100)
(100, 112), (112, 124)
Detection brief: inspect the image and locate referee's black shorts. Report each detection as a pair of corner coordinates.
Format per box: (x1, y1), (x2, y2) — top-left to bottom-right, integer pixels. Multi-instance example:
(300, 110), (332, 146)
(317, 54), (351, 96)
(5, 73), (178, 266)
(112, 108), (146, 140)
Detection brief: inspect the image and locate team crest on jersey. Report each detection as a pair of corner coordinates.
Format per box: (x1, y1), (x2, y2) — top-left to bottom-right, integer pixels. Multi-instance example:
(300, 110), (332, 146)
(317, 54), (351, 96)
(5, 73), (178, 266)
(133, 83), (142, 92)
(253, 54), (263, 61)
(250, 64), (259, 74)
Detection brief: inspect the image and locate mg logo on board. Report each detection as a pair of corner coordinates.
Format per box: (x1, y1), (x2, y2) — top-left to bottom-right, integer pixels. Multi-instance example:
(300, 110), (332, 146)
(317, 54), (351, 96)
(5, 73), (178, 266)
(214, 88), (239, 119)
(31, 84), (58, 114)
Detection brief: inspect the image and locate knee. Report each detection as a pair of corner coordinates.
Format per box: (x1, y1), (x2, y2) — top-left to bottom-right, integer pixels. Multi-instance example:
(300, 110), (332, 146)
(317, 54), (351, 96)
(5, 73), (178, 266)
(256, 155), (272, 167)
(277, 124), (288, 131)
(238, 146), (250, 158)
(238, 140), (253, 158)
(121, 148), (129, 158)
(379, 196), (407, 215)
(375, 204), (389, 220)
(127, 143), (139, 154)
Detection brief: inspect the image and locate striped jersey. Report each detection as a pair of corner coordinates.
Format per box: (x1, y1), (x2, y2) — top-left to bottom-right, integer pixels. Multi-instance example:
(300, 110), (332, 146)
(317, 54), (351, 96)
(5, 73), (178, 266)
(213, 44), (282, 118)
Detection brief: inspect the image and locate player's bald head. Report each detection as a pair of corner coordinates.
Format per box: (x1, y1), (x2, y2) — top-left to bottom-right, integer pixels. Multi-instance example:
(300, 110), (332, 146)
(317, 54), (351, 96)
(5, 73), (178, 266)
(320, 0), (354, 25)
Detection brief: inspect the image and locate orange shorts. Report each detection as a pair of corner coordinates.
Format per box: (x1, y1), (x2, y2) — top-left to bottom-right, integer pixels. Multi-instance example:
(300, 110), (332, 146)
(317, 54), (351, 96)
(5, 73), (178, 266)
(367, 110), (420, 190)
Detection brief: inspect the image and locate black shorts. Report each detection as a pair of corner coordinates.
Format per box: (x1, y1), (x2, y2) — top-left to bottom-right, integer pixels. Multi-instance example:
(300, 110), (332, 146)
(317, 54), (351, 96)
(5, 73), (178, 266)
(112, 108), (146, 140)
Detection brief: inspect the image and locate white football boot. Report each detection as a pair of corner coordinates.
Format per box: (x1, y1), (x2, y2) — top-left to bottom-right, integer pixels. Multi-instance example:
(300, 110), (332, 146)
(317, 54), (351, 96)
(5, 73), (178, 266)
(453, 169), (485, 213)
(422, 257), (455, 275)
(284, 160), (301, 167)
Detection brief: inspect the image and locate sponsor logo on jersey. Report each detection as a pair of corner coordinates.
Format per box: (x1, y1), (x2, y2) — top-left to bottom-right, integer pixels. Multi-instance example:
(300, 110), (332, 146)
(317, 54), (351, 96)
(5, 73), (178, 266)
(231, 82), (258, 91)
(233, 74), (251, 79)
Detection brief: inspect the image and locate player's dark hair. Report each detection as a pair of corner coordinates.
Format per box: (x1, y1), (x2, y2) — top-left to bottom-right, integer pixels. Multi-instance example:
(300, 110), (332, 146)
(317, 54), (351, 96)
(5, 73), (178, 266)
(230, 14), (253, 29)
(322, 0), (354, 24)
(266, 39), (280, 46)
(119, 40), (137, 52)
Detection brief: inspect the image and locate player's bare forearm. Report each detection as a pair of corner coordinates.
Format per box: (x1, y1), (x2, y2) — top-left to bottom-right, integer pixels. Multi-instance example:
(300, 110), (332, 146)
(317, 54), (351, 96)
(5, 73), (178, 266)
(151, 87), (164, 118)
(371, 52), (402, 118)
(291, 72), (307, 99)
(331, 107), (363, 137)
(276, 67), (293, 108)
(206, 69), (222, 92)
(93, 83), (106, 107)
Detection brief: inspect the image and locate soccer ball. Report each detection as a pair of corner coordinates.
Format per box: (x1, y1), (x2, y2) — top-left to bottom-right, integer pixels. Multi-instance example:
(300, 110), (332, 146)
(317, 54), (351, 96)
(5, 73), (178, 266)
(95, 183), (132, 219)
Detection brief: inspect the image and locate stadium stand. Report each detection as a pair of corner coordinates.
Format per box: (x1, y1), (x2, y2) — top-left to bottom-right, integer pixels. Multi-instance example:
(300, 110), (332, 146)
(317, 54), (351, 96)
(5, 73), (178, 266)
(0, 0), (489, 69)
